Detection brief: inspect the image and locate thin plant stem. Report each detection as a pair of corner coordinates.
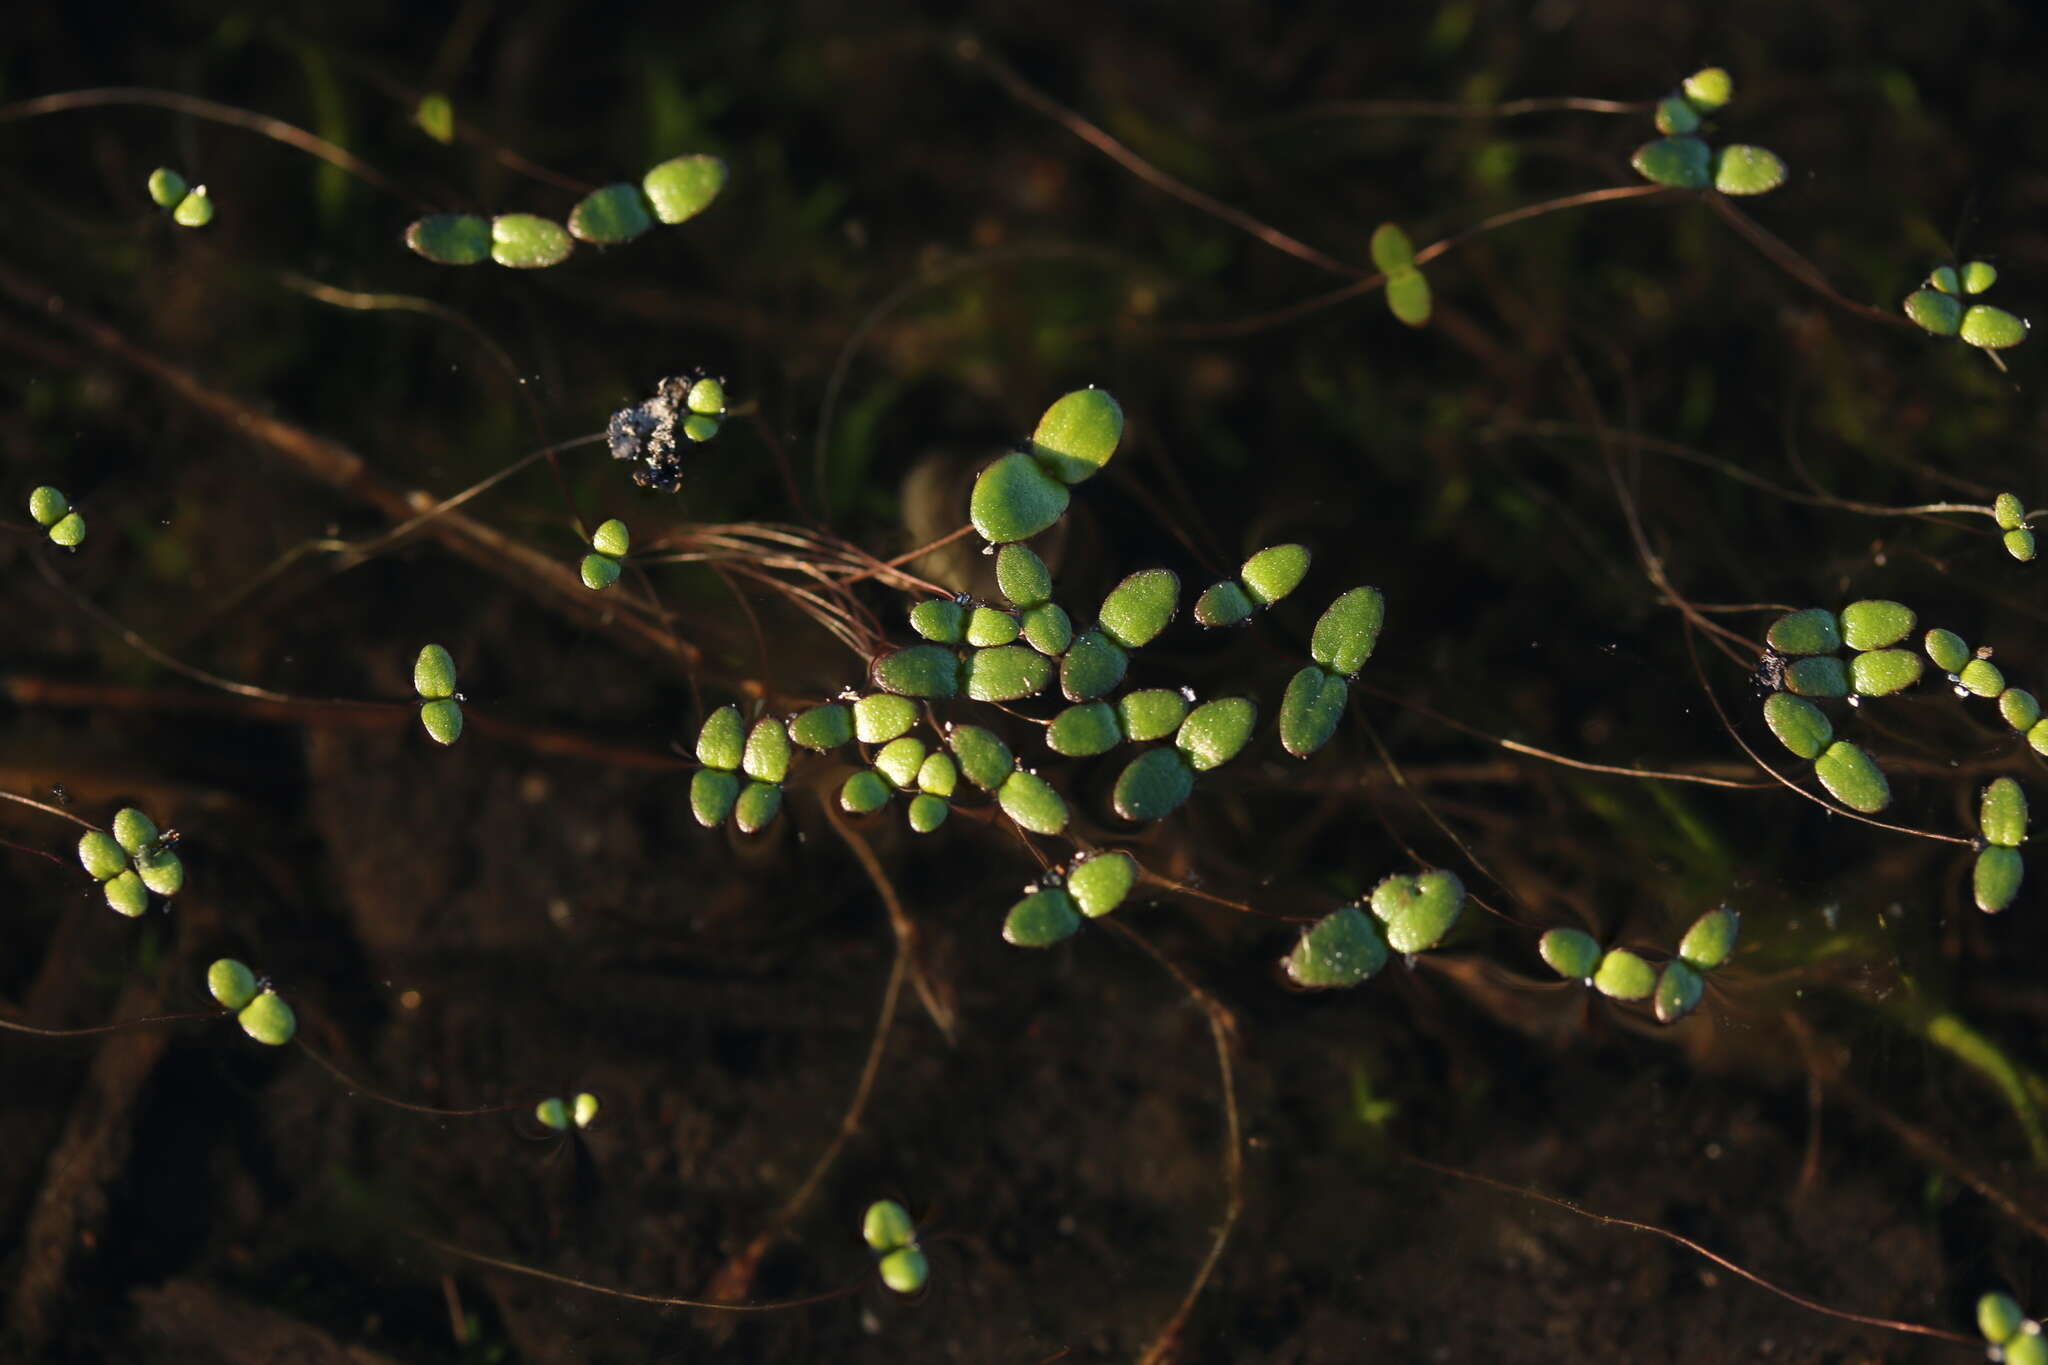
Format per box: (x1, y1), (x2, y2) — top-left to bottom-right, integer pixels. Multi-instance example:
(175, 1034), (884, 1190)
(419, 1235), (859, 1312)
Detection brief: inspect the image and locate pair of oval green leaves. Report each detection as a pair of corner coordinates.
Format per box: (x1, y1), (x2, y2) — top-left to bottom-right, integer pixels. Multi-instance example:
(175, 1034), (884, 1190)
(414, 644), (464, 745)
(405, 154), (727, 268)
(580, 518), (631, 591)
(1193, 544), (1312, 628)
(692, 704), (791, 833)
(1993, 492), (2037, 562)
(1976, 777), (2029, 913)
(1539, 905), (1736, 1024)
(1368, 224), (1431, 328)
(1903, 260), (2029, 354)
(28, 486), (85, 547)
(1001, 851), (1141, 948)
(862, 1200), (928, 1295)
(1110, 697), (1258, 823)
(1978, 1293), (2048, 1365)
(535, 1092), (600, 1132)
(1283, 869), (1466, 988)
(78, 806), (184, 916)
(1630, 68), (1786, 196)
(1278, 587), (1387, 759)
(207, 958), (297, 1045)
(147, 167), (214, 227)
(968, 389), (1124, 544)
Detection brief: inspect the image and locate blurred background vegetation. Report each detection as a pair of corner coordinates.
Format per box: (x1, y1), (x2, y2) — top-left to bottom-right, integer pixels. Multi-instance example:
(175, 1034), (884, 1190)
(8, 1), (2048, 1361)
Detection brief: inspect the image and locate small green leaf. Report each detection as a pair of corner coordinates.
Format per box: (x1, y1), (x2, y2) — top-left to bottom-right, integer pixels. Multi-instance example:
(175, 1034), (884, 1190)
(1068, 852), (1138, 918)
(1929, 266), (1961, 296)
(207, 958), (260, 1012)
(1961, 261), (1999, 296)
(839, 770), (892, 815)
(1284, 906), (1388, 988)
(1677, 906), (1739, 970)
(910, 599), (967, 643)
(789, 703), (854, 752)
(1003, 887), (1081, 947)
(1048, 702), (1124, 757)
(1385, 268), (1432, 327)
(580, 553), (621, 590)
(1059, 632), (1129, 701)
(420, 698), (465, 745)
(1194, 581), (1255, 628)
(1630, 136), (1712, 190)
(691, 769), (741, 826)
(2031, 721), (2048, 759)
(971, 451), (1071, 544)
(733, 780), (783, 833)
(1979, 1293), (2027, 1345)
(413, 644), (458, 701)
(414, 93), (454, 144)
(47, 511), (86, 547)
(172, 187), (214, 227)
(995, 544), (1053, 608)
(1814, 740), (1890, 813)
(536, 1098), (570, 1131)
(878, 1246), (929, 1294)
(28, 486), (68, 526)
(103, 869), (148, 917)
(1279, 665), (1348, 758)
(916, 752), (958, 797)
(1766, 607), (1841, 655)
(238, 991), (296, 1045)
(1681, 67), (1733, 112)
(1020, 603), (1074, 655)
(1762, 693), (1832, 759)
(136, 847), (183, 896)
(742, 718), (792, 784)
(2007, 529), (2039, 562)
(568, 183), (654, 244)
(1961, 304), (2029, 350)
(78, 831), (126, 882)
(1711, 145), (1786, 196)
(1368, 222), (1415, 274)
(490, 214), (573, 268)
(1027, 388), (1124, 485)
(2007, 1329), (2048, 1365)
(875, 736), (929, 790)
(1592, 948), (1655, 1001)
(2000, 689), (2042, 732)
(1309, 587), (1386, 677)
(948, 725), (1014, 791)
(695, 704), (745, 769)
(1118, 689), (1190, 743)
(1240, 544), (1311, 606)
(1903, 288), (1963, 336)
(1654, 960), (1705, 1023)
(1368, 869), (1465, 954)
(853, 694), (918, 744)
(687, 378), (726, 416)
(872, 644), (963, 699)
(641, 154), (726, 224)
(1848, 648), (1923, 697)
(1653, 95), (1701, 135)
(997, 771), (1069, 834)
(112, 808), (160, 855)
(1174, 696), (1257, 772)
(1112, 748), (1194, 823)
(591, 519), (630, 557)
(1099, 569), (1180, 650)
(965, 606), (1020, 648)
(1839, 599), (1915, 651)
(1975, 845), (2025, 914)
(406, 213), (493, 265)
(906, 793), (949, 834)
(683, 413), (721, 442)
(962, 644), (1053, 702)
(864, 1200), (916, 1252)
(1960, 658), (2006, 697)
(1783, 656), (1848, 698)
(1924, 628), (1971, 674)
(1982, 777), (2028, 848)
(1539, 928), (1601, 981)
(147, 167), (188, 208)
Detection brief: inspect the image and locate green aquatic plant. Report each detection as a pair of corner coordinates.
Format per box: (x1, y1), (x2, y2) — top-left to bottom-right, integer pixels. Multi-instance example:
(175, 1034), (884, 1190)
(1630, 68), (1787, 196)
(403, 152), (726, 268)
(412, 643), (464, 745)
(1903, 259), (2029, 361)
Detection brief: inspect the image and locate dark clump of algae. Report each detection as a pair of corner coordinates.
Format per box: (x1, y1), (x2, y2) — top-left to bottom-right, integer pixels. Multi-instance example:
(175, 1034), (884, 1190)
(7, 3), (2048, 1362)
